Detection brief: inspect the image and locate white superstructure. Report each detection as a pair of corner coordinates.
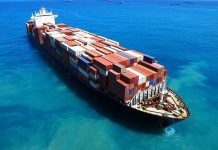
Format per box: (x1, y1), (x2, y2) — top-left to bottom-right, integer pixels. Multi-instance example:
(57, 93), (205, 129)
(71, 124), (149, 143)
(31, 7), (57, 27)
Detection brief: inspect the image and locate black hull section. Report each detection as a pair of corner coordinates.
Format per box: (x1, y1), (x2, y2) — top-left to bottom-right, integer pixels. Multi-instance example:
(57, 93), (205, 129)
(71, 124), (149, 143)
(28, 35), (182, 128)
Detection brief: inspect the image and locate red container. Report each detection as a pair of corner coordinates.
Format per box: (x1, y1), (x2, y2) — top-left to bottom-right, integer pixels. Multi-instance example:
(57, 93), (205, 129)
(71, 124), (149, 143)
(139, 61), (164, 77)
(76, 39), (87, 45)
(120, 70), (138, 84)
(131, 65), (156, 81)
(61, 30), (73, 35)
(65, 40), (77, 46)
(57, 23), (67, 28)
(91, 45), (112, 55)
(89, 66), (98, 74)
(113, 63), (126, 73)
(91, 36), (105, 42)
(108, 70), (121, 81)
(69, 28), (80, 32)
(85, 50), (103, 58)
(137, 64), (157, 79)
(93, 57), (113, 71)
(92, 42), (105, 48)
(64, 36), (74, 41)
(103, 54), (130, 67)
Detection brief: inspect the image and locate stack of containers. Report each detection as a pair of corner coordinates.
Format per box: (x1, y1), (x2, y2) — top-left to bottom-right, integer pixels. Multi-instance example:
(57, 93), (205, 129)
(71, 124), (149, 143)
(93, 57), (113, 89)
(130, 64), (157, 90)
(91, 44), (112, 55)
(114, 79), (135, 102)
(123, 50), (144, 63)
(81, 53), (93, 63)
(78, 56), (92, 82)
(126, 67), (147, 90)
(108, 70), (121, 95)
(116, 52), (134, 66)
(60, 30), (73, 35)
(89, 66), (100, 89)
(91, 35), (105, 42)
(113, 63), (126, 73)
(68, 28), (80, 33)
(120, 70), (138, 85)
(68, 46), (86, 58)
(35, 26), (47, 45)
(64, 36), (74, 41)
(107, 69), (138, 102)
(100, 40), (127, 51)
(139, 61), (164, 83)
(49, 33), (66, 48)
(119, 51), (137, 64)
(103, 53), (130, 67)
(85, 49), (103, 58)
(57, 23), (67, 28)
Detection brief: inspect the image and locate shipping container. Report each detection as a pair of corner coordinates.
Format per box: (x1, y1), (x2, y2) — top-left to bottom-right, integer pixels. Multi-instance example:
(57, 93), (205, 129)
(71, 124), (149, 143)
(60, 30), (73, 35)
(124, 50), (143, 62)
(143, 54), (156, 64)
(91, 44), (112, 55)
(120, 70), (139, 84)
(85, 49), (103, 58)
(116, 52), (134, 65)
(113, 63), (126, 73)
(126, 68), (146, 85)
(93, 57), (113, 71)
(78, 56), (92, 71)
(68, 46), (85, 57)
(139, 61), (164, 77)
(57, 23), (66, 28)
(108, 70), (121, 81)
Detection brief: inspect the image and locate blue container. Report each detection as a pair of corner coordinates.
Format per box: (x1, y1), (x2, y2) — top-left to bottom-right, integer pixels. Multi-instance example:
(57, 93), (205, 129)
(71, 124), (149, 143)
(149, 79), (157, 86)
(116, 52), (134, 65)
(144, 54), (155, 64)
(78, 56), (92, 68)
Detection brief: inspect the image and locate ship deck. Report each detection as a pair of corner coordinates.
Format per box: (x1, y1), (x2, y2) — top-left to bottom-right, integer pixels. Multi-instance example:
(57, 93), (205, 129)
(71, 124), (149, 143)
(132, 87), (189, 119)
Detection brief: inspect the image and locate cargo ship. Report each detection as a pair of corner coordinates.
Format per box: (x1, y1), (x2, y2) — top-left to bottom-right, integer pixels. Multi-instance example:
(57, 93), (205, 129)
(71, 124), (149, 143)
(26, 7), (190, 127)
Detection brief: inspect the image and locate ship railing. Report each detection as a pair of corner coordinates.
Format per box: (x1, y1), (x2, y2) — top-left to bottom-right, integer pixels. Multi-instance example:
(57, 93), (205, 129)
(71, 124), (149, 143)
(166, 87), (190, 117)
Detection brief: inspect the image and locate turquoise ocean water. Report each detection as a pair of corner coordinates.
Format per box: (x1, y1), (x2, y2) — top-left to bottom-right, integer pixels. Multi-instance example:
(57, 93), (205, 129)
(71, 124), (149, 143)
(0, 0), (218, 149)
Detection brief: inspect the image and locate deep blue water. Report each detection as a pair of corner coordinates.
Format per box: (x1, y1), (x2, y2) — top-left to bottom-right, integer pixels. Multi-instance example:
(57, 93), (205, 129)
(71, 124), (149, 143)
(0, 0), (218, 149)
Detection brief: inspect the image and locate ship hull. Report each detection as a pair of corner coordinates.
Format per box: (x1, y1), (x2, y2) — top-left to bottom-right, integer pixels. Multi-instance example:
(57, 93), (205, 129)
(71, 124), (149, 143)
(28, 34), (184, 128)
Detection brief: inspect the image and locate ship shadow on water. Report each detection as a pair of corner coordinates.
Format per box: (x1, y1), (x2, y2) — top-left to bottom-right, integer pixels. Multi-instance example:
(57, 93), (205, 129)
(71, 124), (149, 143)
(27, 39), (164, 135)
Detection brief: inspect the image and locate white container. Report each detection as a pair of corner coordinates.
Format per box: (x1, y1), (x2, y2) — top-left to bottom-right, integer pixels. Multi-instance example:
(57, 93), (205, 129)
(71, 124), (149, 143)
(104, 46), (117, 53)
(125, 51), (143, 62)
(68, 46), (85, 57)
(109, 46), (123, 52)
(82, 38), (95, 44)
(83, 45), (96, 50)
